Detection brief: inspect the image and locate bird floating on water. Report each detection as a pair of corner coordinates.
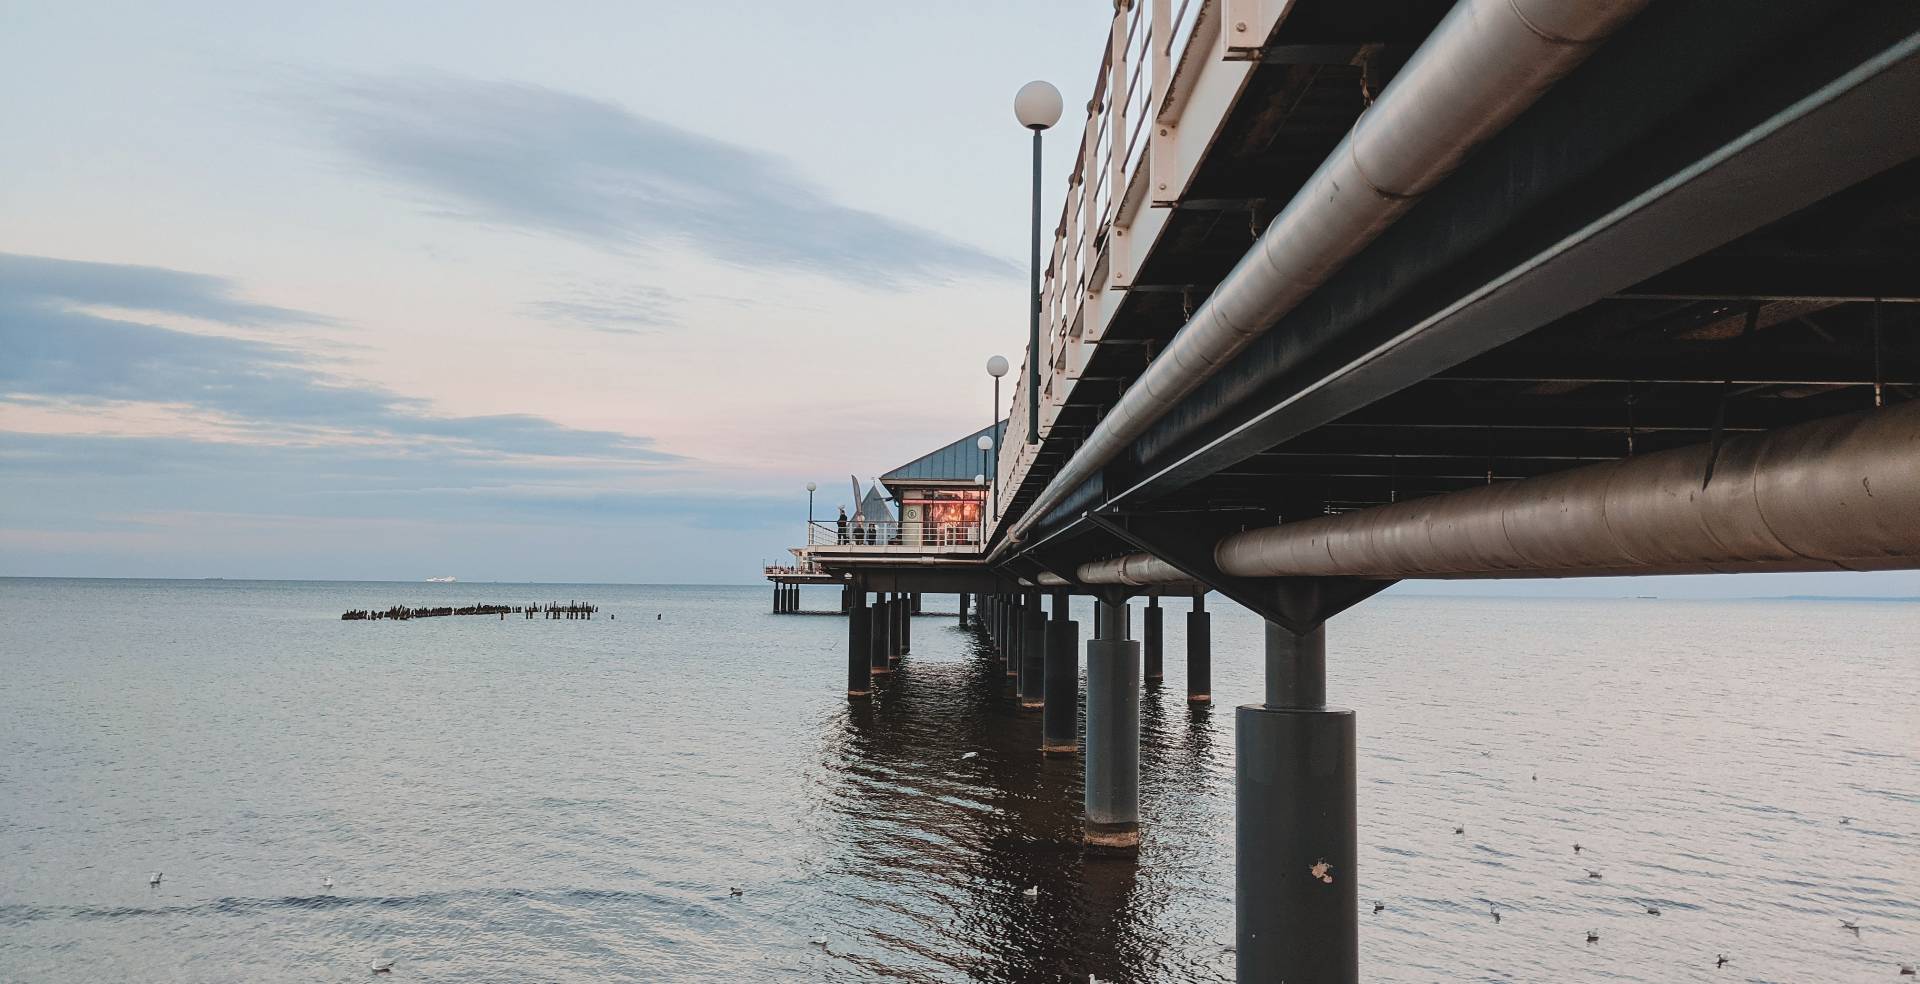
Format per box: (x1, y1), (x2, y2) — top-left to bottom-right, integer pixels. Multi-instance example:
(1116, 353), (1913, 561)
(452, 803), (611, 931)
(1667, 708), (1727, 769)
(1586, 930), (1600, 943)
(960, 751), (979, 760)
(322, 876), (334, 893)
(1645, 905), (1661, 916)
(1716, 954), (1730, 968)
(149, 871), (163, 887)
(1489, 905), (1501, 924)
(1587, 869), (1603, 880)
(1573, 843), (1583, 854)
(1022, 886), (1039, 898)
(1840, 816), (1852, 825)
(371, 958), (395, 974)
(728, 887), (743, 897)
(809, 936), (828, 947)
(1896, 962), (1913, 976)
(1372, 901), (1384, 914)
(1453, 825), (1465, 835)
(1841, 919), (1861, 935)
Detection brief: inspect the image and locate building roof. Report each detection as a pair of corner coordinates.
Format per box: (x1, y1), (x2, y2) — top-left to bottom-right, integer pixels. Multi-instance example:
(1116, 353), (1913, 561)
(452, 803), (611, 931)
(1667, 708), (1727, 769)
(881, 420), (1006, 485)
(856, 484), (895, 524)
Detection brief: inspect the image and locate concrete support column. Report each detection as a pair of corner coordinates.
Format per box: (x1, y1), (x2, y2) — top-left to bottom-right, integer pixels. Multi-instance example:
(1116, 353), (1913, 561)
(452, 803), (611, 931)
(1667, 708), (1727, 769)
(1006, 591), (1021, 676)
(898, 591), (911, 656)
(1019, 592), (1046, 708)
(1143, 596), (1164, 682)
(958, 592), (969, 628)
(870, 597), (892, 675)
(1042, 592), (1079, 754)
(1084, 597), (1140, 849)
(1092, 598), (1105, 639)
(846, 590), (871, 698)
(1237, 620), (1355, 983)
(1187, 594), (1212, 704)
(773, 583), (782, 613)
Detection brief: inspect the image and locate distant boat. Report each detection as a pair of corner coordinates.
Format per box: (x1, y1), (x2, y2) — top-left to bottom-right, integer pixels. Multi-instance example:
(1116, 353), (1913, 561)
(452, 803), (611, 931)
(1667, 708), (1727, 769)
(426, 576), (457, 583)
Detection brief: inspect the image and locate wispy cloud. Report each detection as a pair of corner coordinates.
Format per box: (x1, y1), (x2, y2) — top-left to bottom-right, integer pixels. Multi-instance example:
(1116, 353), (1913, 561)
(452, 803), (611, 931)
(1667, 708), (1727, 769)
(306, 75), (1015, 288)
(0, 252), (676, 464)
(0, 251), (325, 327)
(523, 284), (678, 335)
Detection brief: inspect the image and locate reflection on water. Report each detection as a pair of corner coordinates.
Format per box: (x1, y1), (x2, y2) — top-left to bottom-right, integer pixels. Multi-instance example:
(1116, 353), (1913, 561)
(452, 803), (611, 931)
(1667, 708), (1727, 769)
(0, 578), (1915, 982)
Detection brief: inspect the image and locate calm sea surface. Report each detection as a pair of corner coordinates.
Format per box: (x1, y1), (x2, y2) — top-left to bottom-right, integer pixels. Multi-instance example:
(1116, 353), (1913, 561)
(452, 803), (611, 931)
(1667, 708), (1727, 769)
(0, 578), (1915, 982)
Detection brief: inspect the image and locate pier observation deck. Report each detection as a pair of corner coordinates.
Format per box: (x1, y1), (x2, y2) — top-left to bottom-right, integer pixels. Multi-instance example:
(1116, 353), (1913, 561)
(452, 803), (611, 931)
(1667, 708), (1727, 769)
(776, 2), (1920, 980)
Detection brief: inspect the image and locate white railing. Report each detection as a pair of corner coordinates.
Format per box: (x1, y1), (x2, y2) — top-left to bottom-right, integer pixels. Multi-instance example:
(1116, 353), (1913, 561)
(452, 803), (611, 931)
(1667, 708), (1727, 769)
(764, 562), (821, 576)
(992, 0), (1278, 537)
(805, 520), (983, 549)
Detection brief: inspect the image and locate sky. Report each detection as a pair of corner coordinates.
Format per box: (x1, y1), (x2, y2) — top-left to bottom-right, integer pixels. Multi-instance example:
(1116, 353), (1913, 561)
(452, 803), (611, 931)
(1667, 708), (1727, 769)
(1, 2), (1914, 596)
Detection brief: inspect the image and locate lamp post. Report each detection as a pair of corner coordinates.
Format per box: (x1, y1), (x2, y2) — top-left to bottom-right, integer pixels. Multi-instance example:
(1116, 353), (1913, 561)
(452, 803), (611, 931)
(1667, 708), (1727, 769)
(977, 434), (997, 530)
(987, 354), (1009, 439)
(974, 473), (987, 544)
(805, 481), (817, 542)
(1014, 80), (1062, 447)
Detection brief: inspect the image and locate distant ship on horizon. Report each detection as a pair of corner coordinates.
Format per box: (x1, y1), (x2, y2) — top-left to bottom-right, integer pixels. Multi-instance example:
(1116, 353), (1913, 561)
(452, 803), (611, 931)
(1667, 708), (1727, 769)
(425, 576), (457, 583)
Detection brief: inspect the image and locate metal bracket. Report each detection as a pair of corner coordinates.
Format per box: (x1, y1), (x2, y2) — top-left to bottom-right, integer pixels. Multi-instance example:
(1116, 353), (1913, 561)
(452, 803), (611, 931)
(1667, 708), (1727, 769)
(1084, 512), (1393, 634)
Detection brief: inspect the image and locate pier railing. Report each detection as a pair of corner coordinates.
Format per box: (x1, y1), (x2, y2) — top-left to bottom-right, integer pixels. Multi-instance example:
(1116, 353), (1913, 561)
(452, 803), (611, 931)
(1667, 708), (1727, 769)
(992, 0), (1281, 534)
(806, 520), (983, 549)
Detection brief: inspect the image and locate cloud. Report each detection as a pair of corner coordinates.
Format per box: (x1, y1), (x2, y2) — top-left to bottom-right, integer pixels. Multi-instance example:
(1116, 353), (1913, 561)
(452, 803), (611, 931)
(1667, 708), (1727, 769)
(522, 284), (678, 335)
(0, 251), (324, 327)
(307, 75), (1015, 287)
(0, 252), (676, 463)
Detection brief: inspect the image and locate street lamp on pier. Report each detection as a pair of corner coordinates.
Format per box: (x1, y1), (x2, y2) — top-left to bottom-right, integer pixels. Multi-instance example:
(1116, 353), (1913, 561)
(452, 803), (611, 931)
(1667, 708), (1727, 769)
(1014, 80), (1061, 446)
(977, 434), (997, 531)
(805, 481), (817, 541)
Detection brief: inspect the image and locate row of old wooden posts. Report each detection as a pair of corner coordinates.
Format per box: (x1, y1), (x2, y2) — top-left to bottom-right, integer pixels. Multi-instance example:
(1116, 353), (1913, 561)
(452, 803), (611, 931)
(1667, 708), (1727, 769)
(340, 602), (600, 621)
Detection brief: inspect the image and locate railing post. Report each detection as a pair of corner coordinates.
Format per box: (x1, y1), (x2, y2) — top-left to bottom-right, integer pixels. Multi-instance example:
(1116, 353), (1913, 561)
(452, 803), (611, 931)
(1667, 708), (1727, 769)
(1149, 0), (1179, 207)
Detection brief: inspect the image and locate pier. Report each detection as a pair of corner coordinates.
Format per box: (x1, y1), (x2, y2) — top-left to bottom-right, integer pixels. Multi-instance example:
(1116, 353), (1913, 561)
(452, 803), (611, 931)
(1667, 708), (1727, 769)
(769, 1), (1920, 980)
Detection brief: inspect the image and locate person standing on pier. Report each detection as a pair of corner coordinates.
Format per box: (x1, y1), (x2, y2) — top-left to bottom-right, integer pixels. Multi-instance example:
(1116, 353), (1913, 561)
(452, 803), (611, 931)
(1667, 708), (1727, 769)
(836, 506), (848, 544)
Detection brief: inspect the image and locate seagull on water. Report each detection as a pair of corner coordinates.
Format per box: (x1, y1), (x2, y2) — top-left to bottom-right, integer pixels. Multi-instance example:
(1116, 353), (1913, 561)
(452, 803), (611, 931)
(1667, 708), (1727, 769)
(1022, 885), (1039, 898)
(1645, 905), (1661, 916)
(960, 751), (979, 760)
(1372, 901), (1384, 914)
(1453, 825), (1465, 835)
(371, 958), (395, 974)
(149, 871), (163, 887)
(808, 936), (829, 947)
(1489, 904), (1501, 924)
(1840, 816), (1852, 825)
(322, 876), (334, 893)
(1896, 962), (1913, 976)
(1573, 843), (1583, 854)
(1716, 954), (1730, 968)
(1841, 919), (1861, 935)
(728, 887), (743, 897)
(1586, 930), (1600, 943)
(1587, 869), (1603, 880)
